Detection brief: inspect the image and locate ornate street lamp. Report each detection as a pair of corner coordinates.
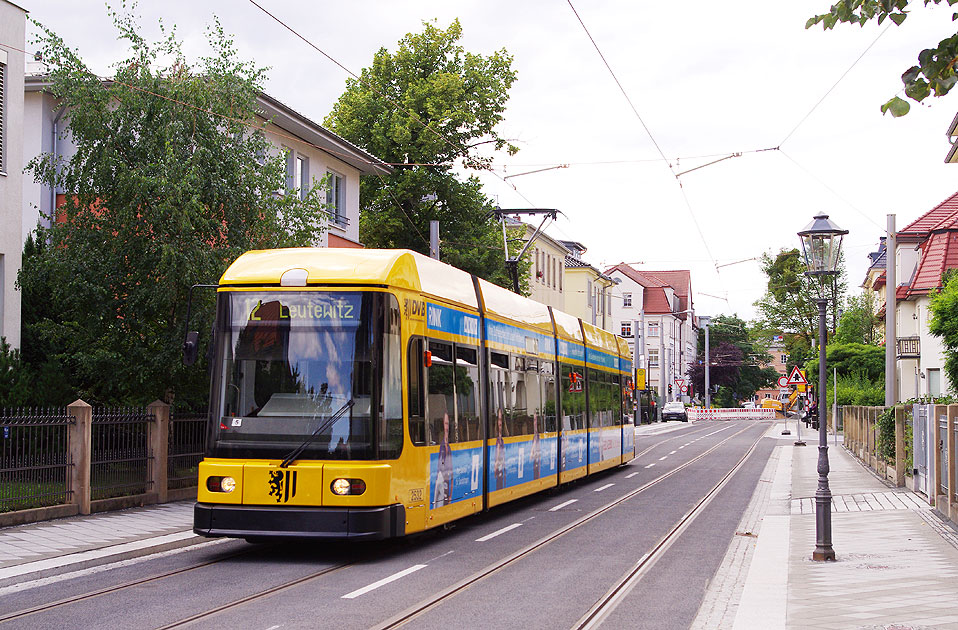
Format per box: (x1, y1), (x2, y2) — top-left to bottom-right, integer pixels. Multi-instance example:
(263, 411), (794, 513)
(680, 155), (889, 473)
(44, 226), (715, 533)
(798, 213), (847, 562)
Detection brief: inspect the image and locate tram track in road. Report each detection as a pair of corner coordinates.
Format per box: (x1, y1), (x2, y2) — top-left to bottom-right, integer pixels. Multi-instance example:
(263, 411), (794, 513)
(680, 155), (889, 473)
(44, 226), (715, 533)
(573, 425), (766, 630)
(632, 422), (734, 462)
(155, 561), (356, 629)
(373, 421), (767, 629)
(0, 546), (259, 625)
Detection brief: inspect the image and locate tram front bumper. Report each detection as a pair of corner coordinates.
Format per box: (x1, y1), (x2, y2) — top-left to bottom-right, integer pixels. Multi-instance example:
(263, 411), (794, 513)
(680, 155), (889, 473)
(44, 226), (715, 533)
(193, 502), (406, 541)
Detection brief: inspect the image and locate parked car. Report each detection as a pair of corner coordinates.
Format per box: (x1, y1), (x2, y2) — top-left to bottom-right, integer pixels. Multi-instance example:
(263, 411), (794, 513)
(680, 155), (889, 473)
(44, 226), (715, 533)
(662, 401), (688, 422)
(742, 401), (756, 409)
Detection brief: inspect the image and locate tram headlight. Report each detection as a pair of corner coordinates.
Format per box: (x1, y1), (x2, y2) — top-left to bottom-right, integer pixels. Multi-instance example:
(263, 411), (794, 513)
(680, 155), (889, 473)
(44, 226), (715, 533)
(207, 476), (236, 493)
(331, 478), (366, 496)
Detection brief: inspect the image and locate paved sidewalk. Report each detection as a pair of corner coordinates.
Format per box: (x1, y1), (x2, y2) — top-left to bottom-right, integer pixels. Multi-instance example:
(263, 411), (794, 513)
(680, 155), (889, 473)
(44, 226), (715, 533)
(695, 419), (958, 630)
(0, 500), (201, 587)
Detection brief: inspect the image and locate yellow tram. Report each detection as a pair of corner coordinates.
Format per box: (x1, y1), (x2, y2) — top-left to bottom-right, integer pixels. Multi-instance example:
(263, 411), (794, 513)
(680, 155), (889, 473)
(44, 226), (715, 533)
(192, 248), (635, 540)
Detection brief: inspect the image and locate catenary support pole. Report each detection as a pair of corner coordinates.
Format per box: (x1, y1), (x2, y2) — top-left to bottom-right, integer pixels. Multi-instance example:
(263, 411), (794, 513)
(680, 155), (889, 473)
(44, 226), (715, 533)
(886, 214), (897, 407)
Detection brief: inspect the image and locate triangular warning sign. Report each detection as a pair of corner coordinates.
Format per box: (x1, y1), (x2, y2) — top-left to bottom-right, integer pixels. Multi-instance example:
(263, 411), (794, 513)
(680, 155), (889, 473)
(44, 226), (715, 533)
(674, 378), (686, 387)
(787, 366), (807, 385)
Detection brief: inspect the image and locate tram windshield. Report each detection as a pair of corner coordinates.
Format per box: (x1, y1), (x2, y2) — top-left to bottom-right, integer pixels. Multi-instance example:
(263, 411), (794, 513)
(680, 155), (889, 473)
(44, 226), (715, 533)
(210, 291), (402, 460)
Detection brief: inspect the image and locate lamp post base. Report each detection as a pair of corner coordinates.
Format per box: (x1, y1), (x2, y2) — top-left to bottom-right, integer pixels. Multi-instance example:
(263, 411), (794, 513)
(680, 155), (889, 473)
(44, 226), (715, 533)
(812, 547), (836, 562)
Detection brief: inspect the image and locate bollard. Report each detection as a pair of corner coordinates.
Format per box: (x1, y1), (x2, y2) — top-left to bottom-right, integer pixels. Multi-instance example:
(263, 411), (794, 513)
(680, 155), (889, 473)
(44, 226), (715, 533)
(147, 400), (170, 504)
(67, 399), (92, 515)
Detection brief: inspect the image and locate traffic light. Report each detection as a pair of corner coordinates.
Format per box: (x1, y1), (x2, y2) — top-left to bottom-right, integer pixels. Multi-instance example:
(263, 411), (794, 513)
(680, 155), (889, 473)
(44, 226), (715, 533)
(668, 384), (673, 395)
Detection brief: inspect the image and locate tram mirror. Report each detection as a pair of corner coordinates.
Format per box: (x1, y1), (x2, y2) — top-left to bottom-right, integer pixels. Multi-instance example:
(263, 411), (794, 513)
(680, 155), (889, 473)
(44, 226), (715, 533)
(183, 331), (199, 366)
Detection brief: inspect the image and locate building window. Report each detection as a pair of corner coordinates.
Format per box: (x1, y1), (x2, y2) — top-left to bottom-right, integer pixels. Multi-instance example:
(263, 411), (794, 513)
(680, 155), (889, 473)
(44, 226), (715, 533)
(535, 249), (540, 282)
(621, 321), (632, 337)
(623, 292), (632, 307)
(295, 156), (309, 200)
(648, 321), (659, 337)
(587, 281), (593, 307)
(326, 171), (345, 225)
(780, 354), (787, 364)
(649, 349), (659, 367)
(559, 261), (563, 291)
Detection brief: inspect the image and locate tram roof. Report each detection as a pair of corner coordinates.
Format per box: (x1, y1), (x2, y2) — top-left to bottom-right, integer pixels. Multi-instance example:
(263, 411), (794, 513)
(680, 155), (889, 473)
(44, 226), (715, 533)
(551, 308), (583, 344)
(476, 278), (553, 336)
(219, 248), (479, 309)
(582, 320), (621, 356)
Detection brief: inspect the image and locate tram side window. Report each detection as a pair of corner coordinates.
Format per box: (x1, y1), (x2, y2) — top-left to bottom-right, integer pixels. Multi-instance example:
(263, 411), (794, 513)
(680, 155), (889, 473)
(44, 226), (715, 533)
(489, 351), (512, 441)
(587, 368), (598, 428)
(380, 298), (403, 458)
(427, 341), (456, 446)
(541, 361), (557, 433)
(456, 345), (481, 442)
(611, 373), (622, 426)
(561, 363), (585, 431)
(508, 356), (533, 437)
(408, 338), (426, 446)
(524, 358), (542, 436)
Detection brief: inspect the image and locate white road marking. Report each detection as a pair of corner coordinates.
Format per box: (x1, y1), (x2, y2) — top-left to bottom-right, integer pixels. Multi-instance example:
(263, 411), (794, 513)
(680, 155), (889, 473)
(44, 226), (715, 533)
(625, 472), (639, 478)
(645, 463), (655, 468)
(549, 499), (578, 511)
(658, 456), (667, 461)
(0, 531), (201, 582)
(669, 450), (677, 455)
(0, 537), (230, 596)
(342, 564), (427, 599)
(679, 445), (686, 449)
(594, 483), (615, 492)
(475, 523), (522, 542)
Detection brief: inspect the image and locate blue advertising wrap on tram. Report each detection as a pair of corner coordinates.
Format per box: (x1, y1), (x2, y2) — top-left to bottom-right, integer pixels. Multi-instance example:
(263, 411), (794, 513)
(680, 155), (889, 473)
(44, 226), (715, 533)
(429, 446), (481, 509)
(487, 436), (558, 492)
(426, 302), (480, 340)
(560, 431), (588, 472)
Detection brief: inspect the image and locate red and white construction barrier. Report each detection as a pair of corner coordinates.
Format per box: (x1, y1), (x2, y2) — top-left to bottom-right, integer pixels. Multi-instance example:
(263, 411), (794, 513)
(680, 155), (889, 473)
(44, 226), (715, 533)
(687, 408), (775, 421)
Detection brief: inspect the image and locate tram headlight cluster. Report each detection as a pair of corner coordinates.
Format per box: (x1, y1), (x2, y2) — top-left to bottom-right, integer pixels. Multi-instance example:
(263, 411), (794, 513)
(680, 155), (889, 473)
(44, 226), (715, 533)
(207, 476), (236, 493)
(331, 478), (366, 496)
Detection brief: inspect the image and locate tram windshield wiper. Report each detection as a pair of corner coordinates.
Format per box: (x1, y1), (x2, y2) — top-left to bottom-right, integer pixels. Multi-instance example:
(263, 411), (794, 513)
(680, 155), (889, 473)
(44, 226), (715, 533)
(279, 399), (354, 468)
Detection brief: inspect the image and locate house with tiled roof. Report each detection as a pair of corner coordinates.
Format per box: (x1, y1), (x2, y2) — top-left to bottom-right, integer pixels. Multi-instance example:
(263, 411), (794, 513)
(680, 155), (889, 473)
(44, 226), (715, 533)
(604, 263), (697, 414)
(866, 191), (958, 398)
(22, 74), (392, 250)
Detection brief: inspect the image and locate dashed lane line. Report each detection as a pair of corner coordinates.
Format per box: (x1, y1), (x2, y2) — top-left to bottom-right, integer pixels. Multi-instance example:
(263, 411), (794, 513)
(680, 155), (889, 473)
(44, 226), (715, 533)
(475, 523), (522, 542)
(342, 565), (428, 599)
(549, 499), (578, 512)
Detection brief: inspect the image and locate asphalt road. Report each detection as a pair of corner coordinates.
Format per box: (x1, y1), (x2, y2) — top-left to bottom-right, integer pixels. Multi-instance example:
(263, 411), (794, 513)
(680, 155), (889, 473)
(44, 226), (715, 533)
(0, 420), (776, 630)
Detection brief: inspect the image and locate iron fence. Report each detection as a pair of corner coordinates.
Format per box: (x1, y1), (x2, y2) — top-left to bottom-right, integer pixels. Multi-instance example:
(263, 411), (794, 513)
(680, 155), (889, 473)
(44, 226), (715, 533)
(168, 409), (207, 489)
(0, 408), (75, 512)
(91, 407), (154, 501)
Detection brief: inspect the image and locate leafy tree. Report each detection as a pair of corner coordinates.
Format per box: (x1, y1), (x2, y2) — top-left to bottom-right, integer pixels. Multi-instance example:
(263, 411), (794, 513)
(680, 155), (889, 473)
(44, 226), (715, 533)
(835, 292), (882, 345)
(805, 342), (886, 383)
(754, 248), (846, 347)
(325, 19), (526, 290)
(0, 338), (34, 408)
(929, 271), (958, 392)
(687, 315), (779, 403)
(19, 12), (327, 406)
(807, 0), (958, 116)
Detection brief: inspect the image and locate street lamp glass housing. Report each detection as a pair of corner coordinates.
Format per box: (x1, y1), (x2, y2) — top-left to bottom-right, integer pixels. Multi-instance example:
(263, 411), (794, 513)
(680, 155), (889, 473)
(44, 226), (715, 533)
(798, 213), (847, 276)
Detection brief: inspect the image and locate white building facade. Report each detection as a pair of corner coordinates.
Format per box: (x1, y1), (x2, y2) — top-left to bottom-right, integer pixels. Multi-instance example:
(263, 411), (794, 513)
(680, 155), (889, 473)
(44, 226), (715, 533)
(606, 264), (697, 407)
(21, 79), (389, 250)
(0, 1), (26, 349)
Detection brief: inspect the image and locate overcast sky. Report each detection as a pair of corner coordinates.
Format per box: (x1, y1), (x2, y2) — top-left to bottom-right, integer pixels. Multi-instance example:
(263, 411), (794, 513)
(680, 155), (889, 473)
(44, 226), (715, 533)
(18, 1), (958, 321)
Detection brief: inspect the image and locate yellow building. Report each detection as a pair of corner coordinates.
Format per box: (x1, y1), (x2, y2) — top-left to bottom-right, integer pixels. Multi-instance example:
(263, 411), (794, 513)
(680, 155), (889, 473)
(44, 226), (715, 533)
(561, 241), (615, 332)
(510, 218), (569, 310)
